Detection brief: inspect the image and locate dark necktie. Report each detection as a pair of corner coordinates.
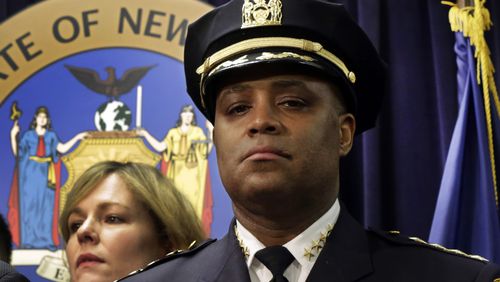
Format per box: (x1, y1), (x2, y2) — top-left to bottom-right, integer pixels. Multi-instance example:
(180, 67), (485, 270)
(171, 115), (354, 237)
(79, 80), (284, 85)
(255, 246), (295, 282)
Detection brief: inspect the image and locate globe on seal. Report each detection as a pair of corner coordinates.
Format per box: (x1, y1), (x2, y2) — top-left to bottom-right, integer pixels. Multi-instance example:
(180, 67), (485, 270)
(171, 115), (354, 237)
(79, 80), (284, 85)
(94, 101), (132, 131)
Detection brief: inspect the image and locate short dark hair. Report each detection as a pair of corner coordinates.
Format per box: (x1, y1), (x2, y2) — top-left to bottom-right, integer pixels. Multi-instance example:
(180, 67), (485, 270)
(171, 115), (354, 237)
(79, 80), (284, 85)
(0, 215), (12, 263)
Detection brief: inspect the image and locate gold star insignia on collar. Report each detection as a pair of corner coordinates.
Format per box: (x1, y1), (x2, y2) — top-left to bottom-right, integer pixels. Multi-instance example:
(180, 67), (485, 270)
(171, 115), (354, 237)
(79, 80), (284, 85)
(241, 245), (250, 258)
(304, 247), (315, 261)
(319, 231), (328, 243)
(326, 224), (333, 235)
(311, 239), (322, 252)
(234, 225), (250, 258)
(302, 222), (335, 261)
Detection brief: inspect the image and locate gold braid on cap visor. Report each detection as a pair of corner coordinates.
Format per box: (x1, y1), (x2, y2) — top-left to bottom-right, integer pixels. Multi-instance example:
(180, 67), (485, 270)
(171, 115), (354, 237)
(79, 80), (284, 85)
(195, 37), (356, 109)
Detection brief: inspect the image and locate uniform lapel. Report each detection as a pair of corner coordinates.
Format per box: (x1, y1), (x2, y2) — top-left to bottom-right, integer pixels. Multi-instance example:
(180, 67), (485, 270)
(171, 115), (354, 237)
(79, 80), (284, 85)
(199, 219), (251, 282)
(306, 206), (373, 282)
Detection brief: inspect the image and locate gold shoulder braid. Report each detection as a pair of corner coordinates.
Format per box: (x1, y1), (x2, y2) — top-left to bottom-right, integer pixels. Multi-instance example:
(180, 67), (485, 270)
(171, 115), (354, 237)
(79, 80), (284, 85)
(115, 240), (199, 281)
(372, 230), (492, 265)
(391, 233), (489, 263)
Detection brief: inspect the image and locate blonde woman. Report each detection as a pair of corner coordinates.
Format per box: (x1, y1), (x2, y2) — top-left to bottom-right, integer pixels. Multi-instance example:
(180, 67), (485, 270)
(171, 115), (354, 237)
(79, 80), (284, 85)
(59, 161), (205, 282)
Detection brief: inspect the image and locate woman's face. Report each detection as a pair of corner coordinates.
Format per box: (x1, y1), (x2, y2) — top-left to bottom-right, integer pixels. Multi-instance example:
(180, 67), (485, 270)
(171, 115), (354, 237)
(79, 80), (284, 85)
(180, 110), (194, 125)
(36, 112), (48, 127)
(65, 174), (166, 282)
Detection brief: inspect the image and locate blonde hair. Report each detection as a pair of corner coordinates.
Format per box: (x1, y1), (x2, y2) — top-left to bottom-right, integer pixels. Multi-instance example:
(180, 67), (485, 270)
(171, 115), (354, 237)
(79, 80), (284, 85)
(59, 161), (205, 250)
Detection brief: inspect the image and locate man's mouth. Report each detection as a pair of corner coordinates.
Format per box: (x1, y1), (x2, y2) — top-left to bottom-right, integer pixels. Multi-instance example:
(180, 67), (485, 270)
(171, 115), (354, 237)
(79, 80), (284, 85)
(243, 146), (291, 161)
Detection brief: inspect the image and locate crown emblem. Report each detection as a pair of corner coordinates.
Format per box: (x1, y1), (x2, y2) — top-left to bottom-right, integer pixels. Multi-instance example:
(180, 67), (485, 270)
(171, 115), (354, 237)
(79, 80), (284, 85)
(241, 0), (282, 28)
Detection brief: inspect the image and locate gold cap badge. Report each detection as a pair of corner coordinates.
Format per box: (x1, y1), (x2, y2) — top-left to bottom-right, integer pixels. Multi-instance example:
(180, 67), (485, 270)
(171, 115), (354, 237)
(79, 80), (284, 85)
(242, 0), (282, 28)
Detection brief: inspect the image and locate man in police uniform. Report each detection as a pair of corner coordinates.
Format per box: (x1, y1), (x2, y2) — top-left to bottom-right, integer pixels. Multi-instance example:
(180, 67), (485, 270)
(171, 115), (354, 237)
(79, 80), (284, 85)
(120, 0), (500, 281)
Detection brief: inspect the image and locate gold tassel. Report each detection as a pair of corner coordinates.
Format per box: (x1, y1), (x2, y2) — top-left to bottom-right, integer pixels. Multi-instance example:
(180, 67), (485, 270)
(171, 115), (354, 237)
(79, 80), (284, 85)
(442, 0), (498, 206)
(48, 162), (56, 189)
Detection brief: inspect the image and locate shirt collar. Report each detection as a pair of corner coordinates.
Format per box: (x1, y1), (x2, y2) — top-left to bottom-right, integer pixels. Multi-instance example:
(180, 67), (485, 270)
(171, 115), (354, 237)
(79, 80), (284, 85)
(235, 199), (341, 269)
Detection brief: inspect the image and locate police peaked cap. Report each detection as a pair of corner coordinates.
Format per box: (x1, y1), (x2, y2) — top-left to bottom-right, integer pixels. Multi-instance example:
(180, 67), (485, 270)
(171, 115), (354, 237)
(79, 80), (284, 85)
(184, 0), (387, 133)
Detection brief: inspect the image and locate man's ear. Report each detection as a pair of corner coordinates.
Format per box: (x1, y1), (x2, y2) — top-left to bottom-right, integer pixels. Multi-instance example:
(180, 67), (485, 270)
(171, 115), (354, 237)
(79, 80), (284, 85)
(339, 113), (356, 156)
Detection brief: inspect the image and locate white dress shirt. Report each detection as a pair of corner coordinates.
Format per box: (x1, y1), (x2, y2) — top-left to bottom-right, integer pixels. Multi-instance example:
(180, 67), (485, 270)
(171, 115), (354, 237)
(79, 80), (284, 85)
(235, 199), (341, 282)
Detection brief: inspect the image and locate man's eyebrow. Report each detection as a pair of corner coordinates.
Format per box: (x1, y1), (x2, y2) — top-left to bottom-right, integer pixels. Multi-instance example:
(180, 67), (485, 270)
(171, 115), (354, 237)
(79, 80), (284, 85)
(272, 79), (316, 96)
(218, 83), (252, 98)
(271, 79), (307, 89)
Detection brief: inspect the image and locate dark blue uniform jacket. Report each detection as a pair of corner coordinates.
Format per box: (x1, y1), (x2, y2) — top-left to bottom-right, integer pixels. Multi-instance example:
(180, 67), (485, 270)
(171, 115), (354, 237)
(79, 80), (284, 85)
(120, 208), (500, 281)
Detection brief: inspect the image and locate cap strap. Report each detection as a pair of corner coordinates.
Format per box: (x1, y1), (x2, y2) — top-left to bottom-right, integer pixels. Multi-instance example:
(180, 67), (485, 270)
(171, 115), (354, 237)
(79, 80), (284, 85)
(196, 37), (356, 84)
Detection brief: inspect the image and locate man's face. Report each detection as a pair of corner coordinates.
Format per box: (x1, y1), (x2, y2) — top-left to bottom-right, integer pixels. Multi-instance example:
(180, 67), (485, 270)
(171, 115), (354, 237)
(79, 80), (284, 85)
(213, 73), (355, 215)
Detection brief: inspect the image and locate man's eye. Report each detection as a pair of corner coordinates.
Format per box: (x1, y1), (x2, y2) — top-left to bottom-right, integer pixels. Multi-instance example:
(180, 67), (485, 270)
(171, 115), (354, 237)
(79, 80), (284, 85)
(228, 104), (250, 115)
(280, 99), (306, 108)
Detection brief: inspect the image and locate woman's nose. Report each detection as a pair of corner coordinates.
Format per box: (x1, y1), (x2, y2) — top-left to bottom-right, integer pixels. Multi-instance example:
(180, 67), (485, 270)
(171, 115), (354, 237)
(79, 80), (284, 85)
(76, 218), (99, 245)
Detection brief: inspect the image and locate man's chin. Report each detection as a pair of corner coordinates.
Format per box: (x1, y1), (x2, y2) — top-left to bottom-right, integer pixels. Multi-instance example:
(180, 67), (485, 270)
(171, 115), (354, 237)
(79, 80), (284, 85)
(244, 178), (291, 193)
(237, 181), (298, 205)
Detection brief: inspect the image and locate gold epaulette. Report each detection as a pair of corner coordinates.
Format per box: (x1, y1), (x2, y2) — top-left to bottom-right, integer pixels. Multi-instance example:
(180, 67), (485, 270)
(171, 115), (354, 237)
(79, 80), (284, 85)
(115, 239), (216, 281)
(407, 236), (488, 262)
(384, 230), (488, 263)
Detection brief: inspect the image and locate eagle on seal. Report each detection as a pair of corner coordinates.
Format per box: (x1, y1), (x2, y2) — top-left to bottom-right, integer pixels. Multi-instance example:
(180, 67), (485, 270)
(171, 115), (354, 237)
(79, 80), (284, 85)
(65, 65), (156, 100)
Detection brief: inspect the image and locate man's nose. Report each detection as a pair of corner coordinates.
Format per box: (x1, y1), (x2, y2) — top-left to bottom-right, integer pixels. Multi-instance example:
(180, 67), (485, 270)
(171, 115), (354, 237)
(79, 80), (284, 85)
(247, 102), (282, 136)
(76, 218), (99, 245)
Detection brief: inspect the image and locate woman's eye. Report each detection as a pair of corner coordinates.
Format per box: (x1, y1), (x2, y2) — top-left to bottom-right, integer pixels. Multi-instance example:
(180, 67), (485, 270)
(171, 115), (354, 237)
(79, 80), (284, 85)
(105, 215), (122, 224)
(69, 222), (82, 234)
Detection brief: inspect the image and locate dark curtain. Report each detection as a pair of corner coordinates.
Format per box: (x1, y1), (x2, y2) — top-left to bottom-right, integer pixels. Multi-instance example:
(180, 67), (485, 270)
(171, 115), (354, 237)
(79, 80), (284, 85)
(336, 0), (500, 240)
(1, 0), (499, 240)
(338, 0), (459, 238)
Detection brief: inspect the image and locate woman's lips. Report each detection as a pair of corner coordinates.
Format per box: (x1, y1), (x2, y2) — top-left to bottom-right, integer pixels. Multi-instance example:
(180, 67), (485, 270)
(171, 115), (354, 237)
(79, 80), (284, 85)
(76, 253), (105, 268)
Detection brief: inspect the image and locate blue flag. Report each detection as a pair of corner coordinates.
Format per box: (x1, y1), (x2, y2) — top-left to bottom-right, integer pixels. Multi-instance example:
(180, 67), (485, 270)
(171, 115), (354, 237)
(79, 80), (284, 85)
(428, 31), (500, 262)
